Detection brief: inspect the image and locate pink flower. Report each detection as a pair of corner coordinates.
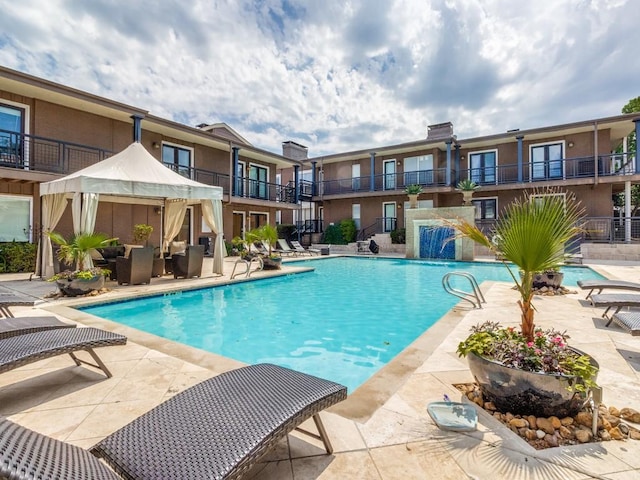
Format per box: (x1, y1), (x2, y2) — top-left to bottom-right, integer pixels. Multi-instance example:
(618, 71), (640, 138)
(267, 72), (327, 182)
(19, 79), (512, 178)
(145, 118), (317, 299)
(535, 349), (542, 355)
(552, 336), (563, 344)
(535, 331), (543, 337)
(527, 341), (534, 348)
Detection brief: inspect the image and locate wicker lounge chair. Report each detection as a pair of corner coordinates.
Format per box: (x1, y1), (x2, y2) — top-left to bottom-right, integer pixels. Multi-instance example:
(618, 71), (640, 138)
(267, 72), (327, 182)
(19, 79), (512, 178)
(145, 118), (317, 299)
(0, 316), (75, 340)
(0, 363), (347, 480)
(578, 279), (640, 299)
(0, 294), (36, 318)
(0, 327), (126, 378)
(609, 311), (640, 336)
(589, 293), (640, 319)
(172, 244), (204, 279)
(116, 246), (154, 285)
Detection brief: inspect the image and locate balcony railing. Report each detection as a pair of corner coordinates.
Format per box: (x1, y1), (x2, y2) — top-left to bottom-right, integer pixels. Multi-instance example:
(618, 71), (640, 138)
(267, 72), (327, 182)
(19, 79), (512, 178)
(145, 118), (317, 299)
(358, 216), (397, 240)
(0, 128), (112, 174)
(318, 153), (637, 196)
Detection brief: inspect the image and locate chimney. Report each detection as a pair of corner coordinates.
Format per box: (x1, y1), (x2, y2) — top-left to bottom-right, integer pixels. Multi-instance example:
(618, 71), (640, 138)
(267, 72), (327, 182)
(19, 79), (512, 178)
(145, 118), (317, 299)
(282, 141), (308, 160)
(427, 122), (454, 141)
(131, 114), (145, 143)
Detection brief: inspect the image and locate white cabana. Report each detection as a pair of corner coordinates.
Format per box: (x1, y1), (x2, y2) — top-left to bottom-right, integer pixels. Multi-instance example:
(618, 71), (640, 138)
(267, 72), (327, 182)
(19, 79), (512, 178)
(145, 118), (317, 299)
(38, 142), (225, 278)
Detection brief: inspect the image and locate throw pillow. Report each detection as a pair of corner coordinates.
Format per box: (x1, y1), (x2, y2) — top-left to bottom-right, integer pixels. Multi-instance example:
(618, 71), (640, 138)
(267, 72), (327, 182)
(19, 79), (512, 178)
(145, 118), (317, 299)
(170, 241), (187, 256)
(124, 244), (144, 258)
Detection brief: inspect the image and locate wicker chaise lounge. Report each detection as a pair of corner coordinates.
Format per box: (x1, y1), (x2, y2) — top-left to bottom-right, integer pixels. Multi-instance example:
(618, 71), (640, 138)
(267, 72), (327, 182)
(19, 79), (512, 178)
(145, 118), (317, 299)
(578, 279), (640, 299)
(0, 316), (75, 339)
(0, 327), (126, 378)
(0, 363), (347, 480)
(589, 293), (640, 320)
(609, 311), (640, 336)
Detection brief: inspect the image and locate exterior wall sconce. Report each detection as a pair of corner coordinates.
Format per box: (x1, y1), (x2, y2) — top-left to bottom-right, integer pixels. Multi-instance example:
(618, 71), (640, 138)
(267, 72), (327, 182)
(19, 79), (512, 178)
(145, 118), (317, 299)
(568, 141), (575, 148)
(152, 142), (161, 149)
(154, 206), (162, 215)
(397, 161), (401, 166)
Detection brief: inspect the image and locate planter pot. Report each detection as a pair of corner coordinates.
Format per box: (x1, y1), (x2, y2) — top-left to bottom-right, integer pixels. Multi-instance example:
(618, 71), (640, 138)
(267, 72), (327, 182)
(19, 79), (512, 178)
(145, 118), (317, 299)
(533, 271), (565, 289)
(262, 256), (282, 270)
(407, 194), (419, 208)
(467, 350), (598, 417)
(461, 190), (475, 206)
(56, 275), (105, 297)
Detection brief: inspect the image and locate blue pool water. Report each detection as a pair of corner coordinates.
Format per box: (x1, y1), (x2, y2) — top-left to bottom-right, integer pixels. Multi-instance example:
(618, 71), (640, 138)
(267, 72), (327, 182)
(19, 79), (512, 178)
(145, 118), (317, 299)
(80, 257), (603, 392)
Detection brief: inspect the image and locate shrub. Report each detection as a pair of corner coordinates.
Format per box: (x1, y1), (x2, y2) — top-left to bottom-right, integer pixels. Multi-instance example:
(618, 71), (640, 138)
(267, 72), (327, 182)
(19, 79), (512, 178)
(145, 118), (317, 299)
(340, 219), (357, 243)
(0, 242), (37, 273)
(277, 224), (297, 240)
(322, 224), (345, 244)
(390, 228), (406, 244)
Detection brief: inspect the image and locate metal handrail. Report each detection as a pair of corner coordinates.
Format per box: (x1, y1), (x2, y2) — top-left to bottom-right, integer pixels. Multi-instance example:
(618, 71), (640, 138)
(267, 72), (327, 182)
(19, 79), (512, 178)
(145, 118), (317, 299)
(442, 272), (486, 309)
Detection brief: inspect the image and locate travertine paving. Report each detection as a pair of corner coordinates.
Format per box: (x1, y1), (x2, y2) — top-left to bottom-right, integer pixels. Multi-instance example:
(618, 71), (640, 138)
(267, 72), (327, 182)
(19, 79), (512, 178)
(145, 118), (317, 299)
(1, 257), (639, 479)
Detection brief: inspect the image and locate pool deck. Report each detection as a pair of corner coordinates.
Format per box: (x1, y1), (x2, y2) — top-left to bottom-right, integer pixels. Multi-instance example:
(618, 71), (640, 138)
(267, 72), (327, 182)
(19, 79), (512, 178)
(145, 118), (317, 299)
(1, 255), (640, 479)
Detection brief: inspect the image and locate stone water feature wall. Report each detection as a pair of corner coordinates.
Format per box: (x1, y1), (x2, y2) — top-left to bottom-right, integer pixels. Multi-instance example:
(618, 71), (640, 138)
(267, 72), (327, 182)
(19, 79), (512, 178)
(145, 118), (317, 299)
(405, 206), (476, 260)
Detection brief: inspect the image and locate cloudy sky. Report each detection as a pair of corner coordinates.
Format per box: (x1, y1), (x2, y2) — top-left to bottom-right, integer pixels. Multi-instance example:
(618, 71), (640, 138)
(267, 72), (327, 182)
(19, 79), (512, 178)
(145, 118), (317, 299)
(1, 0), (638, 156)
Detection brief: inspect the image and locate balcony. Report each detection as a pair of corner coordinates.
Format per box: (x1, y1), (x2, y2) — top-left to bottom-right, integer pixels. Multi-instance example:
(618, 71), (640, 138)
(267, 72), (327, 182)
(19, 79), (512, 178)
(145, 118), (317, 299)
(317, 153), (637, 197)
(0, 129), (112, 174)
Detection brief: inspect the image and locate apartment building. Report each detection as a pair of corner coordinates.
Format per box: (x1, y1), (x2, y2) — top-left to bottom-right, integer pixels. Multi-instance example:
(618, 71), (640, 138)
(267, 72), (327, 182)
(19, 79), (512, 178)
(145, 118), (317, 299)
(0, 66), (301, 250)
(281, 116), (640, 247)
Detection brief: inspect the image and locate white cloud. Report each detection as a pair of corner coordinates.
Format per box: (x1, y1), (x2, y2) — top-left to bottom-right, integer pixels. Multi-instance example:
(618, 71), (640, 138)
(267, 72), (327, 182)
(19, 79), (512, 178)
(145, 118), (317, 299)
(0, 0), (638, 156)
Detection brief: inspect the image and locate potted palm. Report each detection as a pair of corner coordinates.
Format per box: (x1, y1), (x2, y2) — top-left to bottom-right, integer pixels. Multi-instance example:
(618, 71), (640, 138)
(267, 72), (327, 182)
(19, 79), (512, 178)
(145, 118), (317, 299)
(246, 224), (282, 270)
(456, 179), (480, 205)
(48, 232), (117, 296)
(404, 184), (423, 208)
(452, 189), (598, 417)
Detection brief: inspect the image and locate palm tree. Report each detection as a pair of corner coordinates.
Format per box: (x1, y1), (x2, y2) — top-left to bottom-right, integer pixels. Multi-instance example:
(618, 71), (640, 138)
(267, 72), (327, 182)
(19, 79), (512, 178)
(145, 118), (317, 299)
(451, 189), (584, 341)
(48, 232), (117, 271)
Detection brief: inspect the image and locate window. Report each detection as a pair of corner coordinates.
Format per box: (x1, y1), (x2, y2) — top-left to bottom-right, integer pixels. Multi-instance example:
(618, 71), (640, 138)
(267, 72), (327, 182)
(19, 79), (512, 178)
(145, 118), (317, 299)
(471, 198), (497, 220)
(352, 204), (361, 229)
(249, 164), (269, 199)
(162, 144), (192, 179)
(0, 195), (32, 242)
(383, 159), (396, 190)
(469, 150), (496, 184)
(531, 142), (563, 180)
(404, 155), (433, 185)
(250, 212), (268, 229)
(352, 164), (361, 191)
(0, 103), (26, 167)
(235, 161), (246, 196)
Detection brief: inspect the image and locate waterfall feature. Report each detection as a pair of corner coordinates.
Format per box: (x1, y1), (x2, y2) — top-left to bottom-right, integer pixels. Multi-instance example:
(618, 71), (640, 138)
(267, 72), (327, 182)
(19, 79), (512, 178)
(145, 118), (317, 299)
(419, 225), (455, 259)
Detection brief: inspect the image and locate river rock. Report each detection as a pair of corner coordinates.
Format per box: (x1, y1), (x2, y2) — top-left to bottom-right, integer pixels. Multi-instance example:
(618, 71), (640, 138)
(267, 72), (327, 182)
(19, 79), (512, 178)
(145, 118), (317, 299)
(560, 417), (573, 426)
(536, 429), (546, 439)
(544, 433), (559, 447)
(526, 415), (537, 429)
(484, 402), (496, 411)
(609, 426), (626, 440)
(525, 429), (538, 441)
(630, 430), (640, 440)
(536, 417), (556, 435)
(603, 414), (620, 427)
(558, 426), (574, 439)
(575, 429), (593, 443)
(509, 418), (528, 429)
(620, 408), (640, 424)
(549, 416), (561, 429)
(575, 412), (592, 427)
(609, 406), (620, 417)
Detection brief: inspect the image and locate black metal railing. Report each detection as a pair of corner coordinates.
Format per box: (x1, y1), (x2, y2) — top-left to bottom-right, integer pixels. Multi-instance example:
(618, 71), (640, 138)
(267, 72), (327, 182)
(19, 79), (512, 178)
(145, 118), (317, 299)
(294, 219), (323, 235)
(0, 128), (112, 174)
(358, 217), (397, 240)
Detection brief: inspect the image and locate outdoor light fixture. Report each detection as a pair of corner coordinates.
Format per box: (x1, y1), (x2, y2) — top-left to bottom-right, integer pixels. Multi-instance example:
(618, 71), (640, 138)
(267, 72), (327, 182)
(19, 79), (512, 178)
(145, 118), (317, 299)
(154, 206), (162, 215)
(568, 141), (575, 148)
(152, 142), (160, 149)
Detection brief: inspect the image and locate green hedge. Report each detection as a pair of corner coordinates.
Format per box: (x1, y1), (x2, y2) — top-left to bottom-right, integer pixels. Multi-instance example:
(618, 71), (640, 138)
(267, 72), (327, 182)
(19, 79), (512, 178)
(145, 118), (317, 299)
(390, 228), (406, 244)
(0, 242), (37, 273)
(322, 224), (346, 244)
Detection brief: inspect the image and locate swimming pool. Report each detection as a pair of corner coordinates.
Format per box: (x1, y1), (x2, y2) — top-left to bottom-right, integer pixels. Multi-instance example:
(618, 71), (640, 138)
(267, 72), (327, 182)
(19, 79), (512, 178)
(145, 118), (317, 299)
(80, 257), (602, 392)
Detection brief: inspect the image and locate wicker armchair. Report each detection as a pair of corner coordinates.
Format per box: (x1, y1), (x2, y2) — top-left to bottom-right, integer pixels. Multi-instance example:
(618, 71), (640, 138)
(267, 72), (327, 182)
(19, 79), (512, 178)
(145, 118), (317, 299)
(172, 244), (204, 279)
(115, 246), (154, 285)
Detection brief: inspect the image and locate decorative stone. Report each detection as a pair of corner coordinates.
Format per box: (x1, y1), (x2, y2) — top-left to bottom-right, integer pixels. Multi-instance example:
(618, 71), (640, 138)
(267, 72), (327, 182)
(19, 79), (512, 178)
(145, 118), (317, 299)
(609, 426), (625, 440)
(526, 415), (537, 429)
(609, 406), (621, 417)
(599, 430), (612, 441)
(484, 402), (496, 411)
(630, 430), (640, 440)
(560, 417), (574, 426)
(505, 413), (514, 422)
(524, 429), (538, 440)
(603, 414), (620, 427)
(509, 418), (528, 429)
(575, 430), (593, 443)
(544, 433), (559, 447)
(536, 429), (546, 440)
(549, 416), (561, 429)
(620, 408), (640, 424)
(558, 426), (574, 439)
(536, 417), (556, 435)
(619, 424), (630, 435)
(575, 412), (592, 427)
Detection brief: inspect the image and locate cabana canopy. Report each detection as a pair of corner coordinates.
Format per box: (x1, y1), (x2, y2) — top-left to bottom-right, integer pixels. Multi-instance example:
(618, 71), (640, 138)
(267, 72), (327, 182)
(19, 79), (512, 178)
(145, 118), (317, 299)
(38, 142), (225, 278)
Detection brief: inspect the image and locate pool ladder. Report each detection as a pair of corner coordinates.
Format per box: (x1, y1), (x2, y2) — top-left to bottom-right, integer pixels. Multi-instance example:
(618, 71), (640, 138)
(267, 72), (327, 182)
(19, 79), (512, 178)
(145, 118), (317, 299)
(442, 272), (486, 309)
(231, 256), (264, 279)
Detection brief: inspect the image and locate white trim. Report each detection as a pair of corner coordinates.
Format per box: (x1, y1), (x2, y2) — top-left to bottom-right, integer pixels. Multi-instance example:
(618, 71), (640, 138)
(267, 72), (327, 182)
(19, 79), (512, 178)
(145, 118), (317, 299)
(233, 210), (247, 238)
(248, 210), (269, 230)
(528, 140), (566, 180)
(467, 148), (498, 185)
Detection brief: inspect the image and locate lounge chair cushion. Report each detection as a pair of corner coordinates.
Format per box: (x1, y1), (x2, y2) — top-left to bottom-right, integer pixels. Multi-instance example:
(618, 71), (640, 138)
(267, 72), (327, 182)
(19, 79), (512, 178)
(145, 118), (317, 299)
(91, 363), (347, 480)
(123, 244), (143, 258)
(610, 312), (640, 336)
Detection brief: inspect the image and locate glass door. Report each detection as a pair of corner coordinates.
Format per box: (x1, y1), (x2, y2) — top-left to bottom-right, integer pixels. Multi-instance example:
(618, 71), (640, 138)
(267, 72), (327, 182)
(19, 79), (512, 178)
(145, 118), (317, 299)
(532, 143), (563, 180)
(384, 160), (396, 190)
(383, 202), (396, 232)
(0, 104), (25, 167)
(249, 164), (268, 199)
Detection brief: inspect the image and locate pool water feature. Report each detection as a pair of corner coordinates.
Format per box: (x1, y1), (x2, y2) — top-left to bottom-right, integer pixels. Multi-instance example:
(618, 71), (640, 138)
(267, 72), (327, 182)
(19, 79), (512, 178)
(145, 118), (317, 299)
(80, 257), (603, 393)
(419, 225), (455, 259)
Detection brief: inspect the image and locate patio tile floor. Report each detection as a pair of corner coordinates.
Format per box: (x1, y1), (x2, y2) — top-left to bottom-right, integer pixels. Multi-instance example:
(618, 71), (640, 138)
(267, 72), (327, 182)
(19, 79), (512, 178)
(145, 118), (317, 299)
(1, 256), (639, 479)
